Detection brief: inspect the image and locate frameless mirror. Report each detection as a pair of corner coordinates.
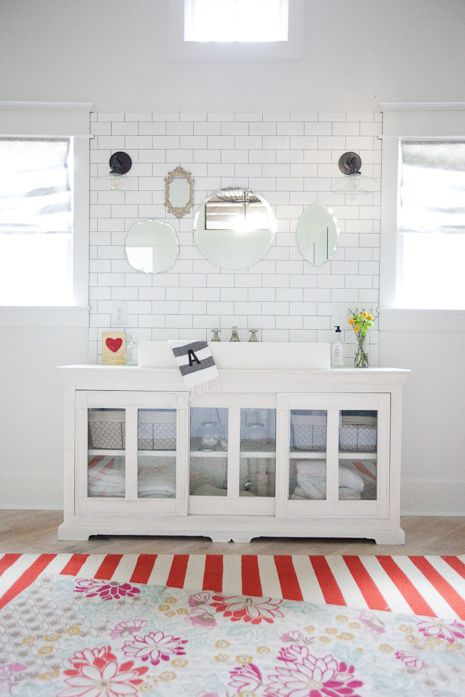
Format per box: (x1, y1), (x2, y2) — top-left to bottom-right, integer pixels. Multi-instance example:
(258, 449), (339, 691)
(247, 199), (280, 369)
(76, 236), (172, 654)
(165, 166), (194, 218)
(296, 204), (340, 266)
(194, 188), (276, 269)
(125, 219), (178, 274)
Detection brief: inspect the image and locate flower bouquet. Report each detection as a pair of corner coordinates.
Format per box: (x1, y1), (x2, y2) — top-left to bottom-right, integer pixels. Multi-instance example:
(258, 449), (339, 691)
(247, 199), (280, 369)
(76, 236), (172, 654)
(347, 308), (377, 368)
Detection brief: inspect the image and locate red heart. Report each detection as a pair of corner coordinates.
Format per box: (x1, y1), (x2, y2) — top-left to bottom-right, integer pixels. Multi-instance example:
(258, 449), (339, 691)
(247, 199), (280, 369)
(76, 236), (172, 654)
(105, 337), (123, 353)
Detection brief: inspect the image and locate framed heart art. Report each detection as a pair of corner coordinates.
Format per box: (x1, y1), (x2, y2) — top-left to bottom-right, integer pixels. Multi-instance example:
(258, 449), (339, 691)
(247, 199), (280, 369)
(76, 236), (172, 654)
(101, 331), (126, 365)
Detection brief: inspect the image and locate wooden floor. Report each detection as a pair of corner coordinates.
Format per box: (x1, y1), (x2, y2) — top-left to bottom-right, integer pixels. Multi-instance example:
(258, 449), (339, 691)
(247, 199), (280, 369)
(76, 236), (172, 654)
(1, 510), (464, 555)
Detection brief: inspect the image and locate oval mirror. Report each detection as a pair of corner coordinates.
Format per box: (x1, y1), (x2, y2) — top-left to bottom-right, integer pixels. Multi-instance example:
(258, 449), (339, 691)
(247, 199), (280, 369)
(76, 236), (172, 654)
(194, 188), (276, 270)
(296, 204), (340, 266)
(165, 166), (194, 218)
(125, 219), (178, 274)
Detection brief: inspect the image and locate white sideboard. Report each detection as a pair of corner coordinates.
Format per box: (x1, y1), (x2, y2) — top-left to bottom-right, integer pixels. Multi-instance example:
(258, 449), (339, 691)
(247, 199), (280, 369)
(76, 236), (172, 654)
(58, 366), (409, 544)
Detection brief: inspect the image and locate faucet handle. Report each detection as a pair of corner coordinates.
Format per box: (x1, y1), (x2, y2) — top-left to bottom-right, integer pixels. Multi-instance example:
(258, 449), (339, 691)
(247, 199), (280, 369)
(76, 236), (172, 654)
(248, 329), (260, 342)
(230, 326), (240, 342)
(211, 329), (221, 342)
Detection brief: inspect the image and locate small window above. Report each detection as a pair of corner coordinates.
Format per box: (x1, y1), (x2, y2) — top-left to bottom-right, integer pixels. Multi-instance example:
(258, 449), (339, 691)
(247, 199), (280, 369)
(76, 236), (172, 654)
(184, 0), (289, 42)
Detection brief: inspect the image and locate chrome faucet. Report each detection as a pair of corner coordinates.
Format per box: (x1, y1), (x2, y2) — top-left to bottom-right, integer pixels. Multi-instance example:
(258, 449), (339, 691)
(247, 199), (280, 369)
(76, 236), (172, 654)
(211, 328), (221, 342)
(248, 329), (259, 342)
(229, 326), (240, 342)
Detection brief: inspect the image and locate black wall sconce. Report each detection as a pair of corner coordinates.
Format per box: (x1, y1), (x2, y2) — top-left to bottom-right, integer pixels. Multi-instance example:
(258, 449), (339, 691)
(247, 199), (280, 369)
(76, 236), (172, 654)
(338, 151), (362, 175)
(107, 151), (132, 190)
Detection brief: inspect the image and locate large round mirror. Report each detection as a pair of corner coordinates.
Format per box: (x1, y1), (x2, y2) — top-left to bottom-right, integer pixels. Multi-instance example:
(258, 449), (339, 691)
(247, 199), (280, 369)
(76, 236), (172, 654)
(194, 188), (276, 269)
(296, 204), (340, 266)
(125, 219), (178, 274)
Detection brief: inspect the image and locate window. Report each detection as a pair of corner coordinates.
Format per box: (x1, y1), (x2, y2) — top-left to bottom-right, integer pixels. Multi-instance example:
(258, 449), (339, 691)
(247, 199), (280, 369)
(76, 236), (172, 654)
(184, 0), (289, 42)
(397, 141), (465, 309)
(0, 138), (74, 306)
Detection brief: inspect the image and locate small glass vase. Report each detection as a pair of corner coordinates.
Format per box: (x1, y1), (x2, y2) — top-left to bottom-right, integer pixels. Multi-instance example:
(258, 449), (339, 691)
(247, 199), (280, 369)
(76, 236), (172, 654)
(354, 333), (369, 368)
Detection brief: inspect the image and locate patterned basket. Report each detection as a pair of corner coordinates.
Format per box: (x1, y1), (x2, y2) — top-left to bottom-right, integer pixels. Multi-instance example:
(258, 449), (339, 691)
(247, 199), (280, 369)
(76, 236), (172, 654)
(339, 414), (377, 452)
(291, 412), (327, 450)
(138, 410), (176, 451)
(88, 410), (125, 450)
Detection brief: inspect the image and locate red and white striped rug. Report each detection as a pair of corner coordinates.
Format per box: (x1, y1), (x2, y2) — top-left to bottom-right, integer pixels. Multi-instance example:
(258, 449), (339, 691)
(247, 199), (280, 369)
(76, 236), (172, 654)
(1, 553), (464, 620)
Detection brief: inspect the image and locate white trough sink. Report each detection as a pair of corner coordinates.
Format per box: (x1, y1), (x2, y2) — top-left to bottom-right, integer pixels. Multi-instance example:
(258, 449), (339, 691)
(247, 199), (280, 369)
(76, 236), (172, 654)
(138, 341), (330, 370)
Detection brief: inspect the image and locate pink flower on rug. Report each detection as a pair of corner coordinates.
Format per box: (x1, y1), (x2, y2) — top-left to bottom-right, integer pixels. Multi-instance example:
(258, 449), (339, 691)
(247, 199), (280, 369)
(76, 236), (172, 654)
(186, 607), (217, 629)
(122, 631), (187, 665)
(281, 630), (307, 643)
(417, 619), (465, 644)
(75, 578), (141, 600)
(266, 648), (363, 697)
(0, 663), (27, 693)
(358, 610), (386, 635)
(395, 650), (425, 670)
(229, 663), (263, 693)
(111, 619), (148, 639)
(59, 644), (147, 697)
(188, 591), (212, 608)
(209, 594), (284, 625)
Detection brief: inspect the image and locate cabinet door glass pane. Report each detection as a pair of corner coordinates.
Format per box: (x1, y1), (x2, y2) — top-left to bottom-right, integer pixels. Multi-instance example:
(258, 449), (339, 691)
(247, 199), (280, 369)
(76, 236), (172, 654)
(240, 408), (276, 497)
(289, 410), (327, 500)
(88, 408), (125, 498)
(339, 410), (377, 501)
(137, 409), (176, 498)
(190, 407), (228, 496)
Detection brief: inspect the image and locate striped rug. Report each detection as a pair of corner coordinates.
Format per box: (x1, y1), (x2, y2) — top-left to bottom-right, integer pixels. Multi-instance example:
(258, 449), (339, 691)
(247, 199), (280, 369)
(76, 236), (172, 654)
(1, 553), (464, 620)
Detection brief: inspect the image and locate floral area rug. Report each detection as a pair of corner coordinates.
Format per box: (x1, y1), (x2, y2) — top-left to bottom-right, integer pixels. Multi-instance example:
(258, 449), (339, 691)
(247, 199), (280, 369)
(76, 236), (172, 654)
(1, 574), (464, 696)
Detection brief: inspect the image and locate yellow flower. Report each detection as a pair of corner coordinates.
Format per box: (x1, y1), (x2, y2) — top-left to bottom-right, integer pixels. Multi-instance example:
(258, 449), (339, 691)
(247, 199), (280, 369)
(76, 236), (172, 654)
(215, 654), (229, 663)
(338, 632), (353, 640)
(379, 643), (393, 652)
(304, 625), (315, 633)
(325, 627), (338, 635)
(319, 636), (331, 643)
(38, 646), (54, 655)
(336, 615), (348, 622)
(67, 626), (81, 635)
(257, 646), (270, 654)
(349, 622), (361, 629)
(353, 326), (360, 333)
(158, 671), (176, 681)
(348, 318), (355, 325)
(43, 634), (60, 642)
(165, 610), (176, 617)
(172, 659), (188, 668)
(215, 640), (230, 648)
(159, 604), (170, 612)
(236, 655), (253, 664)
(176, 608), (187, 615)
(361, 311), (368, 318)
(165, 597), (177, 604)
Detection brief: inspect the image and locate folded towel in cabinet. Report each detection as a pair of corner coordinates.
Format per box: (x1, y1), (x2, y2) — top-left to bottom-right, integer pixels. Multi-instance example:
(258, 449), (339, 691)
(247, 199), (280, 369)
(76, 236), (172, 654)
(296, 460), (364, 500)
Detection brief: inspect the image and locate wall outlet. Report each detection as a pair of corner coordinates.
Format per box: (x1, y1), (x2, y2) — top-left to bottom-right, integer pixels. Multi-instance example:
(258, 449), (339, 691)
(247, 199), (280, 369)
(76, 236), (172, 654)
(111, 301), (127, 327)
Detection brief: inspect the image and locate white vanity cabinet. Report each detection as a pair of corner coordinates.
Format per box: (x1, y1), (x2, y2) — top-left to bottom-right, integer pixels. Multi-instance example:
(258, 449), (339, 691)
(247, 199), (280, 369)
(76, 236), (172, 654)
(59, 366), (409, 544)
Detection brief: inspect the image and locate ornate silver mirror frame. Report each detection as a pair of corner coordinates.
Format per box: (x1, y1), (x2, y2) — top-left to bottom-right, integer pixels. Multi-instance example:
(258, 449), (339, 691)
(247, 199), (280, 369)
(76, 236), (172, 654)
(164, 165), (194, 218)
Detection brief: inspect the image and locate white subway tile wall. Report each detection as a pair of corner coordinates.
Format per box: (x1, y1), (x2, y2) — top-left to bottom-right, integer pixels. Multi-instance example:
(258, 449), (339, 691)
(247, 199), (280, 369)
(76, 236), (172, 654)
(89, 112), (382, 363)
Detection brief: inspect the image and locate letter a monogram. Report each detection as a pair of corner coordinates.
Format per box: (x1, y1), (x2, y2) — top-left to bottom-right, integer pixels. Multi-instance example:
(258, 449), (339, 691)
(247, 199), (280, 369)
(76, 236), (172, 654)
(188, 349), (201, 366)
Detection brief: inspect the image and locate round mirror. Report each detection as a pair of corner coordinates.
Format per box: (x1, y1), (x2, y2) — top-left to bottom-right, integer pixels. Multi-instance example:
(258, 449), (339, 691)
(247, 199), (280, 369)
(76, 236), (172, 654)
(194, 188), (276, 270)
(296, 204), (340, 266)
(125, 219), (178, 274)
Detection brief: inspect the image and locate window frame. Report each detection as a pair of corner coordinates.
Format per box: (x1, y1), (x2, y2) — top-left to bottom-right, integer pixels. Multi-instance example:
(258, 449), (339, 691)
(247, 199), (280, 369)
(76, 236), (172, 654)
(0, 101), (91, 326)
(169, 0), (303, 62)
(379, 102), (465, 330)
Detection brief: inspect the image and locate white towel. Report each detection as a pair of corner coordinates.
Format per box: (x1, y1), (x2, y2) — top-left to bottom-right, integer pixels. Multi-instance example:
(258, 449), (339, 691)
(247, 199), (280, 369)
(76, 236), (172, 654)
(296, 460), (365, 500)
(169, 340), (219, 392)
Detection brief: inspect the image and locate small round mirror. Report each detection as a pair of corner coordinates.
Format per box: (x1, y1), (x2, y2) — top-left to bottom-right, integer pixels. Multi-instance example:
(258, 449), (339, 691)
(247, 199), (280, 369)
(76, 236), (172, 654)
(125, 219), (178, 274)
(195, 188), (276, 270)
(296, 204), (340, 266)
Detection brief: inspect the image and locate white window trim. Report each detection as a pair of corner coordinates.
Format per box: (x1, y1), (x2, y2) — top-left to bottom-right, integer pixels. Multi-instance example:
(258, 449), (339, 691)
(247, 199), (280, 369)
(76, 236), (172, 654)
(169, 0), (303, 62)
(0, 101), (92, 327)
(379, 102), (465, 331)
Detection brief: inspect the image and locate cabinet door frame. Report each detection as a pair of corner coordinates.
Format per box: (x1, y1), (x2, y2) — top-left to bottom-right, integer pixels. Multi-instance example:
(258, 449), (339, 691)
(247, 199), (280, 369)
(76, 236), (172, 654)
(276, 392), (390, 519)
(75, 390), (189, 516)
(189, 393), (277, 515)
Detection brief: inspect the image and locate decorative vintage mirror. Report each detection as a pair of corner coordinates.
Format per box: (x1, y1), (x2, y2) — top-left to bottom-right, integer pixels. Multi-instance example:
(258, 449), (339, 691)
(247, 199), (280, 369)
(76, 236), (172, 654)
(164, 166), (194, 218)
(194, 188), (276, 269)
(296, 204), (340, 266)
(125, 219), (178, 274)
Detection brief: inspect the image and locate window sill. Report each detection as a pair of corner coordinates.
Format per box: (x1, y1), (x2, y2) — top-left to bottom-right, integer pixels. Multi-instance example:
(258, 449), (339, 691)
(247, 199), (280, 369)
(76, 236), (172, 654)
(380, 308), (465, 332)
(0, 305), (89, 327)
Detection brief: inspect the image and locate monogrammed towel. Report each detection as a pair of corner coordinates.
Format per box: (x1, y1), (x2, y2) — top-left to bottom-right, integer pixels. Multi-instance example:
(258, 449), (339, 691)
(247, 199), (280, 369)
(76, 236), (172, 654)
(168, 340), (219, 392)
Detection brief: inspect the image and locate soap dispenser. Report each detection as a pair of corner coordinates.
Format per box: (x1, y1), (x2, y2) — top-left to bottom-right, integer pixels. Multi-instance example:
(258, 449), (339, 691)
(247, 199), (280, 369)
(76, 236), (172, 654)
(331, 326), (344, 367)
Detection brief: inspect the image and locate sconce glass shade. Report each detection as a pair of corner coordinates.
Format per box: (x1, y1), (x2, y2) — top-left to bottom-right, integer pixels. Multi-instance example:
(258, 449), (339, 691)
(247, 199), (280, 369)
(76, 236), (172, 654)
(100, 152), (133, 190)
